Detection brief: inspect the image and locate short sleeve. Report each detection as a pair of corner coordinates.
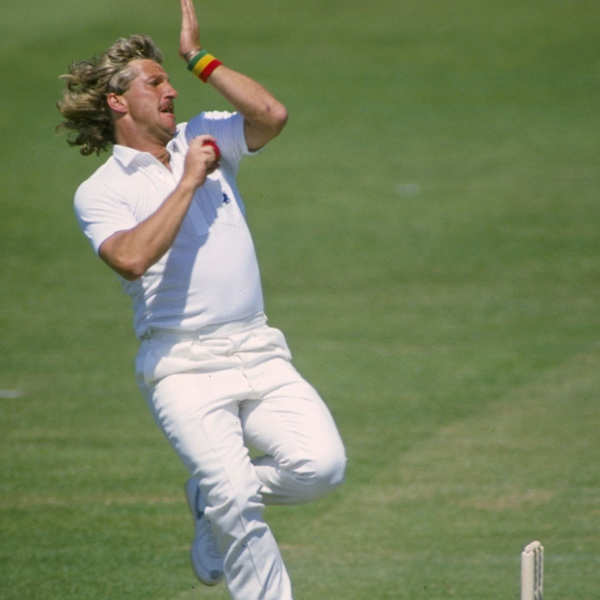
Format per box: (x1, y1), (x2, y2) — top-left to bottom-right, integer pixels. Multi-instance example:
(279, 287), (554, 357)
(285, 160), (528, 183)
(184, 111), (259, 174)
(74, 179), (137, 255)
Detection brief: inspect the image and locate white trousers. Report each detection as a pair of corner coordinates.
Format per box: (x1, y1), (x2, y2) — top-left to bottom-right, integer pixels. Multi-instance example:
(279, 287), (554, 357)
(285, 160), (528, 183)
(135, 315), (346, 600)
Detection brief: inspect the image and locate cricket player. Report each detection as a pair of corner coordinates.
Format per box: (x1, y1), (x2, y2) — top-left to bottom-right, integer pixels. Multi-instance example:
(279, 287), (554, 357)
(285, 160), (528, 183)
(57, 1), (346, 599)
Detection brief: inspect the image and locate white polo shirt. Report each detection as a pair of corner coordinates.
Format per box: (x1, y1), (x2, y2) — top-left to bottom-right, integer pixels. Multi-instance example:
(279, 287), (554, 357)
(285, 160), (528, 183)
(74, 111), (264, 338)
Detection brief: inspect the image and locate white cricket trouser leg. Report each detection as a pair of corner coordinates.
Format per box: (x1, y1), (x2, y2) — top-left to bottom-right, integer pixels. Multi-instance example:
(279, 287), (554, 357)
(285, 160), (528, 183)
(136, 317), (346, 600)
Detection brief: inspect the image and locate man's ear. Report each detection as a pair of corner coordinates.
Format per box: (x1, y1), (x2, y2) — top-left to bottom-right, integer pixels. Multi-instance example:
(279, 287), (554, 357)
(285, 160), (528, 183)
(106, 92), (128, 115)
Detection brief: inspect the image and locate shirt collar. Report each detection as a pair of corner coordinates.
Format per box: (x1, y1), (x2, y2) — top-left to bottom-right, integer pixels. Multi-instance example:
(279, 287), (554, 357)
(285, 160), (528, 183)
(112, 128), (182, 169)
(113, 144), (147, 168)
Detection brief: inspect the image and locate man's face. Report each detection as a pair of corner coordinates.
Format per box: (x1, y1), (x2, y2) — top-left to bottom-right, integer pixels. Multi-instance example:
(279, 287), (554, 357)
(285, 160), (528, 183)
(120, 59), (178, 144)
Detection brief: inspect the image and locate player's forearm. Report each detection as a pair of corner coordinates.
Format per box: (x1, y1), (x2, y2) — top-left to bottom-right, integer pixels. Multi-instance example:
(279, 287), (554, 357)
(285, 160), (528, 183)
(99, 136), (217, 280)
(207, 65), (288, 150)
(179, 0), (287, 148)
(99, 178), (197, 280)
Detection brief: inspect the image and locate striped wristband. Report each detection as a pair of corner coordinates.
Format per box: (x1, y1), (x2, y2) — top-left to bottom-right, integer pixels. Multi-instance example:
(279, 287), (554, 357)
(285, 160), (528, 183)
(187, 49), (223, 82)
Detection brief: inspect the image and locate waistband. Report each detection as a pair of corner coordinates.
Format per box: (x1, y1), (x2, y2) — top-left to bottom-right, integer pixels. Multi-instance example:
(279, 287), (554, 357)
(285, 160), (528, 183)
(140, 313), (267, 341)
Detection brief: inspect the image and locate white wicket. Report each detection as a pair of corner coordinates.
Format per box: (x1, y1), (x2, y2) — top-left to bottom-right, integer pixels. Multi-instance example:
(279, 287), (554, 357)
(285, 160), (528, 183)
(521, 541), (544, 600)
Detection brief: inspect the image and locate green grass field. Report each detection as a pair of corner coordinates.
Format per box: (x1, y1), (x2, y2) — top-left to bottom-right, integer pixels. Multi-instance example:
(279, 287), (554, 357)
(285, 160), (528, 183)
(2, 1), (599, 598)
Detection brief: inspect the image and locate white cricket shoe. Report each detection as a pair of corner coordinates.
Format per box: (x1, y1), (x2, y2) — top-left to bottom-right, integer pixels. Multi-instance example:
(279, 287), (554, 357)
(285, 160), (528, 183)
(184, 478), (224, 586)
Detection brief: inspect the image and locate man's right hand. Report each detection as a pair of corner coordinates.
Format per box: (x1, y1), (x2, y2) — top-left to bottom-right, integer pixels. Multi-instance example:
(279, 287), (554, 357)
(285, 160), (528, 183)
(182, 135), (221, 189)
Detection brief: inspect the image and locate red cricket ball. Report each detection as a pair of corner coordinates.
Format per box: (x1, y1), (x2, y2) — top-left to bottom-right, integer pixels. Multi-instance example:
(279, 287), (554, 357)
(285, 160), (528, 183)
(202, 139), (221, 162)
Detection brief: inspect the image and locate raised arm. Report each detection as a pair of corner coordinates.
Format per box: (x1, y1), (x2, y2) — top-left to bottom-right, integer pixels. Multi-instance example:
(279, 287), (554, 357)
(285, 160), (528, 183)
(179, 0), (288, 151)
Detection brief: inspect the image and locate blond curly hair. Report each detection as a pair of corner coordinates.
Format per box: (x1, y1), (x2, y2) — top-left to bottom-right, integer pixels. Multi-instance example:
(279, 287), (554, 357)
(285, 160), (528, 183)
(57, 34), (163, 155)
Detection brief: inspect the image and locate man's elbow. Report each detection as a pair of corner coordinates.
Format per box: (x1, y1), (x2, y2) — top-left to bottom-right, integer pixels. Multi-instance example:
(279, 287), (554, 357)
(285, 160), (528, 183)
(104, 254), (147, 281)
(270, 102), (288, 135)
(118, 262), (146, 281)
(99, 237), (147, 281)
(258, 101), (288, 139)
(245, 103), (288, 150)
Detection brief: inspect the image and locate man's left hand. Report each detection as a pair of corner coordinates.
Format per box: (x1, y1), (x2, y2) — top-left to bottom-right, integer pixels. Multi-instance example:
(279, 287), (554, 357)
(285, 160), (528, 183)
(179, 0), (202, 61)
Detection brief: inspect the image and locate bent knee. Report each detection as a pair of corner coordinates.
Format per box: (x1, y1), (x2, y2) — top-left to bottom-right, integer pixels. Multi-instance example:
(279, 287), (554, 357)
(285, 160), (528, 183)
(317, 448), (347, 488)
(300, 445), (347, 501)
